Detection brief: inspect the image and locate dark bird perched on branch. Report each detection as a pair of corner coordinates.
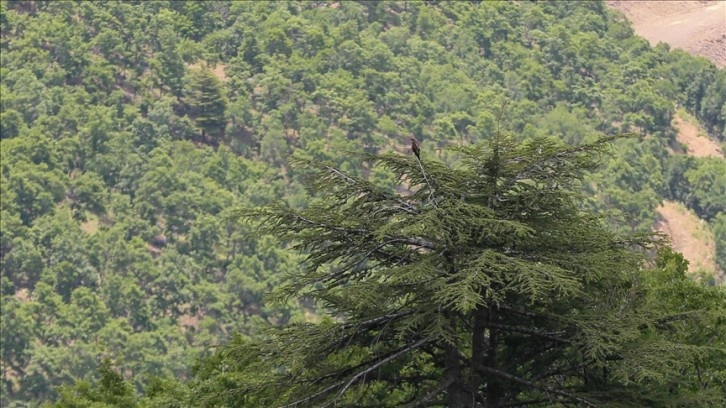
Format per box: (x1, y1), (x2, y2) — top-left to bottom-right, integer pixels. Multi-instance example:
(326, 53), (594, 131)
(410, 138), (421, 160)
(410, 137), (435, 205)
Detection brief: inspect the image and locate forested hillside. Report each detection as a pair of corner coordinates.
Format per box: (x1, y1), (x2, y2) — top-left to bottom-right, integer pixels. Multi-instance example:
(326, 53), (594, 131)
(1, 1), (724, 406)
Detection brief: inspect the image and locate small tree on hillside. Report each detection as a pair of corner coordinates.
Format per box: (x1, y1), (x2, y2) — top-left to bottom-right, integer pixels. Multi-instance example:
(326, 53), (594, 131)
(151, 27), (186, 98)
(195, 135), (725, 407)
(183, 66), (226, 141)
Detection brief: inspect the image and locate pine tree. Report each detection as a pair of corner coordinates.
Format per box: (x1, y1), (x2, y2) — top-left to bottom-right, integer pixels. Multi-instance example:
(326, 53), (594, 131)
(194, 135), (725, 407)
(183, 66), (227, 140)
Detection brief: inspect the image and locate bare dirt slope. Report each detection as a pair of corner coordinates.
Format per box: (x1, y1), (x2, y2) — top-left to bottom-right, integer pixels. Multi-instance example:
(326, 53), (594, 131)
(607, 1), (726, 67)
(656, 201), (722, 282)
(673, 110), (724, 158)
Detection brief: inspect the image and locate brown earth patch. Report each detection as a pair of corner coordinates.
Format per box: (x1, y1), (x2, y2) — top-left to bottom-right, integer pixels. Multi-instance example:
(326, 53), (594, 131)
(210, 63), (228, 82)
(80, 213), (100, 234)
(187, 61), (228, 82)
(15, 288), (30, 301)
(673, 110), (724, 158)
(655, 201), (720, 280)
(304, 310), (320, 323)
(179, 313), (200, 330)
(606, 1), (726, 67)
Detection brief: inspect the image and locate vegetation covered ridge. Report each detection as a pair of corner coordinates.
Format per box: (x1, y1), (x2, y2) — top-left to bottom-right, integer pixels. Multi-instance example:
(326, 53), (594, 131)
(1, 1), (724, 406)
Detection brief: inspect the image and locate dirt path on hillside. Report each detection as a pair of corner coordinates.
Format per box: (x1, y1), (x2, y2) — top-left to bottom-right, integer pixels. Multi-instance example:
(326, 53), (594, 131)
(607, 1), (726, 67)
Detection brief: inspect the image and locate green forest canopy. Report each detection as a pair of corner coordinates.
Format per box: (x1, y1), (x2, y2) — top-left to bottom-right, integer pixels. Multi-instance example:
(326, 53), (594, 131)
(0, 1), (724, 406)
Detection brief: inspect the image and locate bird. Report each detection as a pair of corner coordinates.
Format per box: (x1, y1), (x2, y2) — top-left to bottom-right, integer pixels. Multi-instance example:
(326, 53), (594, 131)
(410, 137), (421, 160)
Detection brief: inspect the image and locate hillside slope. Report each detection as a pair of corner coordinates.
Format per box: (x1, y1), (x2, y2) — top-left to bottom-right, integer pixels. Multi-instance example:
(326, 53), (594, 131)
(673, 109), (723, 158)
(607, 0), (726, 67)
(1, 2), (725, 405)
(656, 201), (721, 281)
(607, 1), (725, 280)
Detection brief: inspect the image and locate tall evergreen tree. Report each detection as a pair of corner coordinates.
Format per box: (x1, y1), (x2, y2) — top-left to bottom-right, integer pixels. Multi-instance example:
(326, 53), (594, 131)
(183, 66), (227, 140)
(193, 135), (725, 407)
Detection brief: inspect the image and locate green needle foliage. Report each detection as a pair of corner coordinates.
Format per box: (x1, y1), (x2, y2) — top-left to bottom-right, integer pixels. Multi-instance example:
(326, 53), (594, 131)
(183, 66), (227, 141)
(192, 135), (725, 407)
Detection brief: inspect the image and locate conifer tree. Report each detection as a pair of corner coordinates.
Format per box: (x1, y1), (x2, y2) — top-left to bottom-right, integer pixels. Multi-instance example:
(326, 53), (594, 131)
(183, 66), (227, 140)
(193, 134), (725, 407)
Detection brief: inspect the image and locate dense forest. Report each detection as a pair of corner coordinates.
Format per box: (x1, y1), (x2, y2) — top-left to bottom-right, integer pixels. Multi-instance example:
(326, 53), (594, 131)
(0, 1), (724, 407)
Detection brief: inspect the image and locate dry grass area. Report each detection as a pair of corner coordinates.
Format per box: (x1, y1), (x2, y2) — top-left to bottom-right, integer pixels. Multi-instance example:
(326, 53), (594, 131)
(304, 310), (320, 323)
(210, 63), (228, 82)
(15, 288), (30, 301)
(673, 110), (724, 158)
(179, 313), (201, 330)
(606, 1), (726, 67)
(655, 201), (721, 280)
(80, 213), (100, 234)
(187, 61), (228, 82)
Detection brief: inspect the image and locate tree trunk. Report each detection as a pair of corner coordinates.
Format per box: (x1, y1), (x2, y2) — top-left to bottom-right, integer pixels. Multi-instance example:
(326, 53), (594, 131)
(445, 318), (468, 407)
(486, 305), (501, 407)
(471, 303), (487, 401)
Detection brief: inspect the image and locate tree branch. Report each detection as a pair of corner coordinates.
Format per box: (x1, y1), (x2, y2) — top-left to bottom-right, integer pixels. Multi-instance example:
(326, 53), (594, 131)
(530, 360), (590, 383)
(323, 164), (419, 215)
(488, 322), (570, 344)
(414, 156), (438, 207)
(331, 337), (434, 405)
(501, 399), (555, 407)
(280, 378), (347, 408)
(319, 237), (435, 285)
(403, 374), (455, 408)
(477, 365), (598, 407)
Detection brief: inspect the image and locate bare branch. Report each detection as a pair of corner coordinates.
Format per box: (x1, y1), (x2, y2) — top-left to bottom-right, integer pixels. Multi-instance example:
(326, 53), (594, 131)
(413, 155), (438, 207)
